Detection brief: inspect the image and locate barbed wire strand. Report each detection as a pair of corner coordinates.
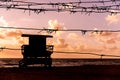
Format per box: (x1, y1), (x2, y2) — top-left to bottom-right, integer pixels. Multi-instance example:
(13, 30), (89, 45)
(8, 0), (120, 5)
(0, 47), (120, 58)
(0, 26), (120, 35)
(0, 0), (120, 14)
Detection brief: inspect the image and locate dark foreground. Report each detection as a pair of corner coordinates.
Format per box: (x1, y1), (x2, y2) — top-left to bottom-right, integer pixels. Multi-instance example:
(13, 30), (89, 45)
(0, 65), (120, 80)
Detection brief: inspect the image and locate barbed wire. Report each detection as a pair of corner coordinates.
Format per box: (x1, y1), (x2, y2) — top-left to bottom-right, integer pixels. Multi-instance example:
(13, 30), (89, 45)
(54, 51), (120, 58)
(0, 47), (120, 58)
(0, 26), (120, 35)
(0, 0), (120, 14)
(0, 25), (119, 58)
(0, 0), (120, 59)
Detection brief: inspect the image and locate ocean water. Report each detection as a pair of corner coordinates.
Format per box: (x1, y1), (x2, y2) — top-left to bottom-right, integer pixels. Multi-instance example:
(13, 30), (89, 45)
(0, 58), (120, 68)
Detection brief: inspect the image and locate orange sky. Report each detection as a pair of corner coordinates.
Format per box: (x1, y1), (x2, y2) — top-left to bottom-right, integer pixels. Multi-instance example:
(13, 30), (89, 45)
(0, 17), (119, 58)
(0, 0), (120, 58)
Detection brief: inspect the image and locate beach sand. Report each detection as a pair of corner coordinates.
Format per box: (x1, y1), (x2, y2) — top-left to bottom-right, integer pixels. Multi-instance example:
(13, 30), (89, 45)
(0, 65), (120, 80)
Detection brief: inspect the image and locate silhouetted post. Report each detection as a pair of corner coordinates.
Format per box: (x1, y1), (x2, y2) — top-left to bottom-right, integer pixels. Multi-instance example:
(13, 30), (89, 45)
(100, 54), (104, 65)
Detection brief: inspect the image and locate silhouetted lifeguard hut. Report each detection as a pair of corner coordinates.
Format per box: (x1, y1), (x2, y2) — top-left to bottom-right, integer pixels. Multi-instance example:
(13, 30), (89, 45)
(19, 34), (53, 68)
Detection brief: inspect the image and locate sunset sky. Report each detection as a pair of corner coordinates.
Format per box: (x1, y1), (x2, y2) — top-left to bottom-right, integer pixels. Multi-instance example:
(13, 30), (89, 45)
(0, 0), (120, 58)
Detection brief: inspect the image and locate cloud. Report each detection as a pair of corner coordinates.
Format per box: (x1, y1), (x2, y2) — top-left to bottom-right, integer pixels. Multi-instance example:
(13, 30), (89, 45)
(0, 18), (117, 58)
(0, 16), (26, 58)
(88, 32), (120, 54)
(105, 14), (120, 24)
(48, 20), (68, 51)
(48, 20), (64, 30)
(48, 20), (120, 58)
(48, 19), (66, 37)
(0, 16), (24, 46)
(0, 16), (8, 26)
(6, 30), (22, 37)
(47, 20), (104, 56)
(55, 38), (68, 48)
(89, 32), (118, 44)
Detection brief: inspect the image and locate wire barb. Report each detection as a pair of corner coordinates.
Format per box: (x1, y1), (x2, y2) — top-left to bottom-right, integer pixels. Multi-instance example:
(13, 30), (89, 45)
(0, 0), (120, 14)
